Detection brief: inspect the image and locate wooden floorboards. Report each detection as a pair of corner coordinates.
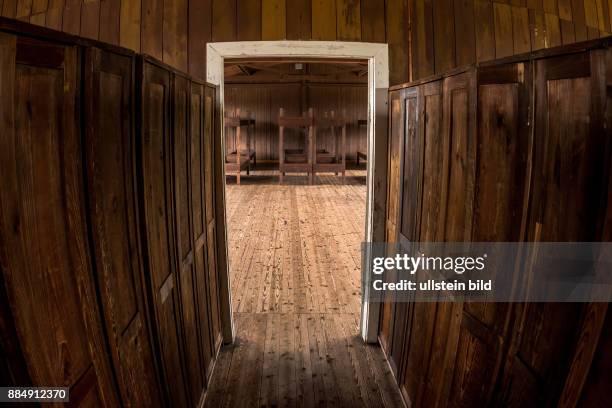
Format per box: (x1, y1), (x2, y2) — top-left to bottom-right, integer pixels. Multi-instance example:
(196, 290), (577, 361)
(204, 168), (403, 408)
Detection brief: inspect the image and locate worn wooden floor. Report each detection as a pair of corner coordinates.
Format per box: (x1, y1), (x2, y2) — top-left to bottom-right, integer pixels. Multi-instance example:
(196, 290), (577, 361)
(204, 168), (403, 408)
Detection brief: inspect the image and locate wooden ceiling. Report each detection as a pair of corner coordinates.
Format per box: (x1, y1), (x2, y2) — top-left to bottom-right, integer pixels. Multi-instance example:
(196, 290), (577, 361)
(224, 59), (368, 84)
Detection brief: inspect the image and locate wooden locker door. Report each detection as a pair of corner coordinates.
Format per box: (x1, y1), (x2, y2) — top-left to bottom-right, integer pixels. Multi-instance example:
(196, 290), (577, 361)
(172, 73), (204, 406)
(203, 85), (222, 350)
(139, 59), (190, 408)
(190, 81), (215, 381)
(84, 47), (162, 406)
(447, 62), (531, 408)
(497, 49), (610, 407)
(420, 69), (477, 408)
(399, 80), (443, 407)
(378, 89), (404, 366)
(392, 87), (421, 384)
(0, 34), (118, 405)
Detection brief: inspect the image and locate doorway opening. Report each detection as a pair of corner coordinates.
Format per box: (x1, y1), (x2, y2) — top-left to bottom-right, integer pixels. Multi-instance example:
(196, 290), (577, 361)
(206, 41), (388, 346)
(204, 40), (394, 407)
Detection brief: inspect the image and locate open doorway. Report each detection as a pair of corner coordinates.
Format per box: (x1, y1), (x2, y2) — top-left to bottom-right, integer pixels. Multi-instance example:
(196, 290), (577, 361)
(207, 41), (389, 345)
(222, 60), (369, 323)
(204, 40), (397, 407)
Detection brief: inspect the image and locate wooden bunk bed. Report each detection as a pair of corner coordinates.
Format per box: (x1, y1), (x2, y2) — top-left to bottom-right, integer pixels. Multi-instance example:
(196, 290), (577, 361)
(278, 107), (315, 184)
(357, 118), (367, 165)
(225, 108), (255, 184)
(314, 110), (346, 183)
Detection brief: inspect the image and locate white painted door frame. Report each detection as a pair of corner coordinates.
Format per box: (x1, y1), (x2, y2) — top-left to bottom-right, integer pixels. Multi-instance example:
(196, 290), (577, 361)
(206, 41), (388, 343)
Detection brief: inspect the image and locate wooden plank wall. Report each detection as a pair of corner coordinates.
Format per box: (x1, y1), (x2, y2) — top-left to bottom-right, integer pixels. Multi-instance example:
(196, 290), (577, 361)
(5, 0), (612, 85)
(224, 83), (367, 161)
(3, 0), (612, 84)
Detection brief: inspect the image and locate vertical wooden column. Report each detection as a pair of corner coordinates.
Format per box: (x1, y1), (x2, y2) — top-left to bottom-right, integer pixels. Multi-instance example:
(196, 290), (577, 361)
(246, 110), (252, 174)
(235, 108), (241, 184)
(308, 107), (314, 184)
(342, 109), (347, 182)
(279, 107), (285, 183)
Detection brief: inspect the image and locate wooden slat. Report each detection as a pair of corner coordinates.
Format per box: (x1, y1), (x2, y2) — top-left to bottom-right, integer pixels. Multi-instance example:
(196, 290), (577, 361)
(360, 0), (385, 42)
(99, 0), (120, 45)
(261, 0), (286, 40)
(312, 0), (336, 40)
(512, 5), (531, 54)
(237, 0), (261, 40)
(558, 0), (573, 19)
(80, 0), (100, 40)
(433, 0), (456, 73)
(545, 12), (562, 47)
(454, 0), (476, 66)
(560, 18), (577, 44)
(474, 0), (495, 62)
(529, 8), (547, 49)
(120, 0), (140, 51)
(494, 2), (514, 58)
(62, 0), (81, 35)
(212, 0), (237, 41)
(188, 0), (211, 79)
(15, 0), (32, 19)
(45, 0), (63, 30)
(141, 0), (163, 58)
(573, 0), (589, 40)
(163, 0), (188, 71)
(387, 0), (411, 84)
(409, 0), (434, 80)
(1, 0), (16, 18)
(286, 0), (311, 40)
(336, 0), (361, 41)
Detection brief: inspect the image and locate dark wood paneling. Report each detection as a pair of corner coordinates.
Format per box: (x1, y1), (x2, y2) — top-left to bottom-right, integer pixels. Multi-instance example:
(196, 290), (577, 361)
(384, 41), (612, 408)
(139, 59), (190, 408)
(173, 73), (202, 406)
(204, 85), (222, 351)
(0, 33), (117, 406)
(190, 81), (216, 381)
(84, 46), (162, 407)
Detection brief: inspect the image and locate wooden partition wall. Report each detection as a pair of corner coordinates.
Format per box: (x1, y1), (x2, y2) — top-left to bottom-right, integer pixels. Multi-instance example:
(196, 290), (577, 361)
(381, 39), (612, 407)
(0, 20), (222, 407)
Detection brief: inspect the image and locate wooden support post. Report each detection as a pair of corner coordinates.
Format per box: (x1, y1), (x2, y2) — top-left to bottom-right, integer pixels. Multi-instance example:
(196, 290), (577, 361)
(246, 110), (250, 175)
(236, 108), (241, 184)
(308, 107), (314, 185)
(342, 110), (346, 183)
(279, 107), (284, 184)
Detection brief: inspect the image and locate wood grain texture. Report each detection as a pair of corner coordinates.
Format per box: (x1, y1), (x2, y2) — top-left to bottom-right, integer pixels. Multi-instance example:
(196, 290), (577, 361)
(141, 0), (163, 58)
(311, 0), (336, 40)
(120, 0), (140, 51)
(188, 0), (211, 79)
(454, 0), (476, 66)
(360, 0), (385, 42)
(163, 0), (188, 71)
(286, 0), (311, 40)
(336, 0), (361, 41)
(410, 0), (434, 78)
(387, 0), (410, 84)
(262, 0), (286, 39)
(494, 2), (514, 58)
(212, 0), (236, 41)
(237, 0), (261, 40)
(99, 0), (120, 44)
(433, 0), (456, 73)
